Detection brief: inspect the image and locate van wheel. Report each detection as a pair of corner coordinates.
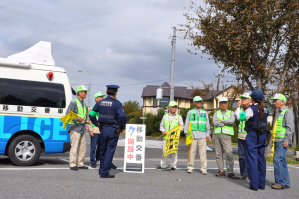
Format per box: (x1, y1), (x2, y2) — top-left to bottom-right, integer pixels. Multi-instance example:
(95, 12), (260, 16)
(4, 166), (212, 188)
(8, 135), (41, 166)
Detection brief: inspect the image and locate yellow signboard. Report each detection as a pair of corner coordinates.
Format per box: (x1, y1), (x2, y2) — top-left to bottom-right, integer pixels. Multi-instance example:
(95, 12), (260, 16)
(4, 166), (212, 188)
(60, 110), (79, 129)
(186, 122), (193, 145)
(164, 125), (181, 157)
(270, 120), (278, 162)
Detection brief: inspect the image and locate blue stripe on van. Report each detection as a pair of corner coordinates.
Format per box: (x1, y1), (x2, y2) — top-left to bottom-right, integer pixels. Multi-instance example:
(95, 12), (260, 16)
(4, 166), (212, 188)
(0, 114), (70, 154)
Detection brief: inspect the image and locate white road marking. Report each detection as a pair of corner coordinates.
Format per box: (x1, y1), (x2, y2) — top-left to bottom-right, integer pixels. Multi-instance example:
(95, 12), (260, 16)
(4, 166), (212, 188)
(0, 167), (275, 171)
(288, 165), (299, 169)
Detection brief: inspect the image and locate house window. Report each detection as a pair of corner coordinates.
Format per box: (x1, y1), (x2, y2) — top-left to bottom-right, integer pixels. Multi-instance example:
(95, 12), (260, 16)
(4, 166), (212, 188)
(153, 97), (158, 107)
(160, 97), (169, 107)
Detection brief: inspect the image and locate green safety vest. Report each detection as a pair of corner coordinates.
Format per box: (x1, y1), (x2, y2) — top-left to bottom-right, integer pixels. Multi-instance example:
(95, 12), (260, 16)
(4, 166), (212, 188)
(91, 104), (99, 127)
(238, 108), (247, 134)
(163, 114), (180, 140)
(69, 98), (87, 125)
(190, 109), (206, 132)
(275, 109), (288, 139)
(214, 110), (234, 136)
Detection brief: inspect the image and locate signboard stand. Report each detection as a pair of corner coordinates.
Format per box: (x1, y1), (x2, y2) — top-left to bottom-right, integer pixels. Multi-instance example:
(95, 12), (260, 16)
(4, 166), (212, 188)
(123, 124), (146, 173)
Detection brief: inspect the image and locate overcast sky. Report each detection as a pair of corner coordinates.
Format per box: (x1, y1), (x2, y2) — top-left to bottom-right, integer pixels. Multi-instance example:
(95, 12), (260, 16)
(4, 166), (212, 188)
(0, 0), (238, 106)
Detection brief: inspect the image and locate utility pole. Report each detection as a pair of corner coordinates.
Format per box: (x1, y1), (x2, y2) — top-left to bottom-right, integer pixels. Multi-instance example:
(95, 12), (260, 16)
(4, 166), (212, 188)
(214, 69), (223, 91)
(170, 27), (176, 102)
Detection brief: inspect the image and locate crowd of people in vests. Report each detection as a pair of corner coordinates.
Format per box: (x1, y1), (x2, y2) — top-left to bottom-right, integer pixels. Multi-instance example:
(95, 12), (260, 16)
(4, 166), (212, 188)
(156, 89), (294, 191)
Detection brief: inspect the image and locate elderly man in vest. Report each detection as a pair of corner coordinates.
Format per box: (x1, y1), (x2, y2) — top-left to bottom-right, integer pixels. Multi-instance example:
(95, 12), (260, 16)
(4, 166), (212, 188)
(88, 92), (106, 168)
(184, 96), (210, 175)
(213, 97), (237, 179)
(156, 101), (184, 171)
(270, 94), (294, 190)
(236, 93), (251, 180)
(66, 85), (91, 171)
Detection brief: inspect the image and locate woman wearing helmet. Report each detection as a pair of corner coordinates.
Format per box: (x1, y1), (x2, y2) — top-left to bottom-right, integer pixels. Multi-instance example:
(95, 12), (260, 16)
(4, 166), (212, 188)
(244, 89), (269, 191)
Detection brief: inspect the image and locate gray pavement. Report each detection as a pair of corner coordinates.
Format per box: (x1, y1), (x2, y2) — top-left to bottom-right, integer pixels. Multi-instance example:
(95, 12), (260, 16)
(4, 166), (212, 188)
(0, 135), (298, 199)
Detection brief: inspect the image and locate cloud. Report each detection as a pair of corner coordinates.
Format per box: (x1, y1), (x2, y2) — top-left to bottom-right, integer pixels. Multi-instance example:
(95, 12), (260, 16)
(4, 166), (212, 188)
(0, 0), (225, 105)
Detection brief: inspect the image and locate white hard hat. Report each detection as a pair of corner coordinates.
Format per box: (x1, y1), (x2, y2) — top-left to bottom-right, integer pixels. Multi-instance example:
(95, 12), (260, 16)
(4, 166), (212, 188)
(219, 97), (228, 102)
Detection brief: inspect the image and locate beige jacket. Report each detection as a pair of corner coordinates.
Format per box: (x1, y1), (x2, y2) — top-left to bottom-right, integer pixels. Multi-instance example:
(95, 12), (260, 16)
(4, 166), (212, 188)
(87, 106), (100, 134)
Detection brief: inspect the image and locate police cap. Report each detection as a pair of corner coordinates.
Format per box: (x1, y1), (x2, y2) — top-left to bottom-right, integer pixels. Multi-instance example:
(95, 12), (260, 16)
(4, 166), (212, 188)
(106, 85), (119, 92)
(250, 89), (264, 100)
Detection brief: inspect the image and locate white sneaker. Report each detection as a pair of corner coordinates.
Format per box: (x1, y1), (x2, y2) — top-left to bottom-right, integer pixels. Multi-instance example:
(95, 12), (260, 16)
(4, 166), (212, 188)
(202, 169), (207, 175)
(187, 169), (193, 173)
(96, 160), (100, 165)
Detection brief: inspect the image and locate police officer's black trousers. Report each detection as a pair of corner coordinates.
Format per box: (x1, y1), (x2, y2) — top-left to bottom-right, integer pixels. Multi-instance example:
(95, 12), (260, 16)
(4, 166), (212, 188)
(245, 131), (267, 190)
(99, 125), (118, 177)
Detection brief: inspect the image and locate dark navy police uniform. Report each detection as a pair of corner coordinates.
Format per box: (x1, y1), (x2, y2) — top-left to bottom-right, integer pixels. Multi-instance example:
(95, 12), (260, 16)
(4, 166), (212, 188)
(245, 90), (269, 191)
(89, 85), (126, 178)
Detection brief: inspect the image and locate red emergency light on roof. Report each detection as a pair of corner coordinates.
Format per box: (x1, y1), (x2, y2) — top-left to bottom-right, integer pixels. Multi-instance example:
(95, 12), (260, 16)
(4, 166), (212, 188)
(46, 72), (54, 81)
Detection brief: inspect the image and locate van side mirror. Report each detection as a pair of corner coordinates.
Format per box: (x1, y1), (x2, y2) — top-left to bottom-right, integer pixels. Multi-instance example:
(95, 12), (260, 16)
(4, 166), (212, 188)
(71, 87), (76, 95)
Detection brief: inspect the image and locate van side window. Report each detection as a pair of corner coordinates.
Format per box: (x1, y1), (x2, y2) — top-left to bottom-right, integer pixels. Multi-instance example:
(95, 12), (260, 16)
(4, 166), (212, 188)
(0, 78), (66, 108)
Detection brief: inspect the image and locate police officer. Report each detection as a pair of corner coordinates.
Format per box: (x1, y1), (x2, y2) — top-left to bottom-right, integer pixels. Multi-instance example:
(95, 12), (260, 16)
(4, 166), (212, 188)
(244, 89), (269, 191)
(89, 85), (127, 178)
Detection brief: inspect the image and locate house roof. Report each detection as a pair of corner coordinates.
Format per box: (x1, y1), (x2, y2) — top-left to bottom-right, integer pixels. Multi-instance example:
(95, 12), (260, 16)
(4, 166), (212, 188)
(141, 82), (225, 101)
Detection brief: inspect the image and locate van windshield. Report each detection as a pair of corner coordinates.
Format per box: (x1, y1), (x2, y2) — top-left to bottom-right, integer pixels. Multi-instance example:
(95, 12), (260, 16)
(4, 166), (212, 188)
(0, 78), (66, 108)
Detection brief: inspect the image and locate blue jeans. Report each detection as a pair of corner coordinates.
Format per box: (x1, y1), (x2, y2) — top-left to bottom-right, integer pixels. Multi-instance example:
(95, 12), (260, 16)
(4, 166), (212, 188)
(90, 133), (101, 164)
(273, 141), (290, 186)
(238, 139), (248, 176)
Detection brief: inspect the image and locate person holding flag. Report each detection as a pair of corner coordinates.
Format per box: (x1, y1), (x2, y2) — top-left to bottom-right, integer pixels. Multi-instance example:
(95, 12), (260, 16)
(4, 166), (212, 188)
(156, 101), (184, 172)
(184, 96), (210, 175)
(66, 85), (91, 171)
(270, 94), (294, 190)
(213, 97), (237, 179)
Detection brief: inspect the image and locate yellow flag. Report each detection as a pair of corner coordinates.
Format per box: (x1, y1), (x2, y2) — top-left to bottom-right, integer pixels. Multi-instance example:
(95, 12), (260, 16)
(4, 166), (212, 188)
(270, 120), (278, 162)
(60, 110), (79, 129)
(164, 125), (181, 157)
(186, 122), (193, 145)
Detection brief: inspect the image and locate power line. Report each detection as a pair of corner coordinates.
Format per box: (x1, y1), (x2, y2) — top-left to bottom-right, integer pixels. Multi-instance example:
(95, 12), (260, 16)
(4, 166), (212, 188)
(70, 78), (170, 87)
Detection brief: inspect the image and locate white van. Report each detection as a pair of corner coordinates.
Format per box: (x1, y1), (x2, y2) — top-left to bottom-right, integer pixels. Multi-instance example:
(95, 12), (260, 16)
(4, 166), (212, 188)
(0, 41), (74, 166)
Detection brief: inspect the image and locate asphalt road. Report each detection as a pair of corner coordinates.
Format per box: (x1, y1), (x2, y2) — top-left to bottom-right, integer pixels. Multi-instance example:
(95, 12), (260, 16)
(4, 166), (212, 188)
(0, 135), (298, 199)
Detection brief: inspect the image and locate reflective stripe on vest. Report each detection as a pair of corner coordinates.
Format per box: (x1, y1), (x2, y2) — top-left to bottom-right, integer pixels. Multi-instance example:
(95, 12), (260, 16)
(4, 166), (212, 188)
(163, 114), (180, 140)
(190, 109), (206, 132)
(275, 109), (288, 139)
(214, 110), (234, 136)
(91, 104), (99, 127)
(69, 98), (87, 125)
(238, 108), (247, 134)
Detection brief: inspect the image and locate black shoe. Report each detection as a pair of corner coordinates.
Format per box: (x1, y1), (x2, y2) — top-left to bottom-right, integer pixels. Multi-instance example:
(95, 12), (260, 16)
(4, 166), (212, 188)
(70, 166), (78, 171)
(156, 166), (167, 171)
(111, 163), (117, 169)
(285, 185), (290, 189)
(91, 163), (96, 168)
(249, 185), (258, 191)
(170, 168), (176, 172)
(78, 166), (89, 169)
(100, 174), (115, 178)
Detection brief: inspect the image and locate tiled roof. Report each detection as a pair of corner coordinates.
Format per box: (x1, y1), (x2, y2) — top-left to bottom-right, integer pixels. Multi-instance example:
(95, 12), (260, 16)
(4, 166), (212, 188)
(141, 82), (224, 100)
